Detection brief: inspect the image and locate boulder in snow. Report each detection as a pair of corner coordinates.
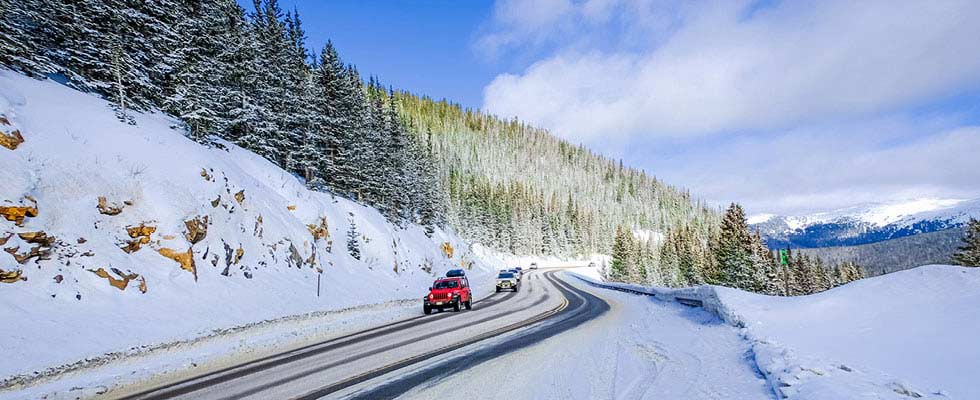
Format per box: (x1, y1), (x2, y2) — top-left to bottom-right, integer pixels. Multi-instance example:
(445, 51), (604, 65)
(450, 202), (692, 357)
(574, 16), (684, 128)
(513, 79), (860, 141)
(96, 196), (125, 216)
(156, 247), (196, 280)
(0, 114), (24, 150)
(88, 267), (141, 291)
(0, 268), (25, 283)
(121, 224), (156, 253)
(183, 216), (208, 244)
(0, 197), (38, 226)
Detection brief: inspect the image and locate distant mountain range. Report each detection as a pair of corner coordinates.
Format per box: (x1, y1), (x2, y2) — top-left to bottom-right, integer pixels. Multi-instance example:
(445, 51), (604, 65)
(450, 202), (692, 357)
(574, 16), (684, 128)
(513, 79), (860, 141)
(797, 227), (966, 276)
(750, 198), (980, 249)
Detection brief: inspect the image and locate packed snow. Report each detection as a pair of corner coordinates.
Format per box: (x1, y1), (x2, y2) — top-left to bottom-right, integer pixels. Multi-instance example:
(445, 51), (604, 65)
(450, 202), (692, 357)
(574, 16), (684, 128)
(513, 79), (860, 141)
(0, 70), (498, 395)
(717, 264), (979, 399)
(572, 264), (978, 399)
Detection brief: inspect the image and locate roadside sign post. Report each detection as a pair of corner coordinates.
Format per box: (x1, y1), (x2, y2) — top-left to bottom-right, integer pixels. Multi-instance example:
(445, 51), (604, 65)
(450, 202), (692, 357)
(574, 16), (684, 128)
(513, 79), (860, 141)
(779, 249), (790, 296)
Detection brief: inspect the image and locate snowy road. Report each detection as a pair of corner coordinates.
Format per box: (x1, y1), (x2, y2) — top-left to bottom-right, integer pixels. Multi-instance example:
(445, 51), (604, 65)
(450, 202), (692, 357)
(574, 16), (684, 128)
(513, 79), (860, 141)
(117, 269), (772, 400)
(119, 271), (579, 399)
(388, 272), (773, 400)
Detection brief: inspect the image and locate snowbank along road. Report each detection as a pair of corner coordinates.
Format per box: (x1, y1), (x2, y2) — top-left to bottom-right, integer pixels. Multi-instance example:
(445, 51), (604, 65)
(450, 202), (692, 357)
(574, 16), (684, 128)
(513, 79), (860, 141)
(117, 270), (609, 399)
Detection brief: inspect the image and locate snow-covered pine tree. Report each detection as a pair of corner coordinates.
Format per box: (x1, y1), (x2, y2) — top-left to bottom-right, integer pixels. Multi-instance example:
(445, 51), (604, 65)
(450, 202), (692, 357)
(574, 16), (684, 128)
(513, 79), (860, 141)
(241, 0), (292, 165)
(311, 41), (354, 193)
(952, 218), (980, 267)
(631, 235), (649, 283)
(361, 78), (390, 206)
(345, 66), (376, 200)
(642, 235), (664, 286)
(409, 126), (445, 236)
(164, 0), (231, 141)
(129, 0), (183, 105)
(810, 256), (832, 292)
(280, 9), (312, 175)
(0, 0), (53, 75)
(786, 250), (806, 295)
(760, 261), (784, 296)
(610, 225), (633, 282)
(677, 227), (703, 285)
(659, 228), (681, 286)
(830, 263), (844, 287)
(795, 254), (818, 294)
(714, 203), (762, 291)
(216, 2), (261, 143)
(383, 88), (411, 222)
(346, 214), (361, 260)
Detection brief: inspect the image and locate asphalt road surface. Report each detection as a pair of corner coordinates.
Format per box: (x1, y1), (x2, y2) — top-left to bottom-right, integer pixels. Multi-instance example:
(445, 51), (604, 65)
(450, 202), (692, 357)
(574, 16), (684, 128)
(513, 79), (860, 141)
(120, 270), (610, 400)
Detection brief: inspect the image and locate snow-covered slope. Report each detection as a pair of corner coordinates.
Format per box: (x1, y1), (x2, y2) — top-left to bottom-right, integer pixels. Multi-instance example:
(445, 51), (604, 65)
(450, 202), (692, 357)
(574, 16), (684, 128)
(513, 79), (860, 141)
(717, 265), (980, 399)
(0, 70), (496, 382)
(571, 264), (978, 399)
(751, 198), (980, 248)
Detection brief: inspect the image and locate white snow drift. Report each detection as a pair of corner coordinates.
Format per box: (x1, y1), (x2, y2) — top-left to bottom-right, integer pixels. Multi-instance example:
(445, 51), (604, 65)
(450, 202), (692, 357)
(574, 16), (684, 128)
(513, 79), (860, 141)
(718, 264), (979, 400)
(575, 264), (978, 399)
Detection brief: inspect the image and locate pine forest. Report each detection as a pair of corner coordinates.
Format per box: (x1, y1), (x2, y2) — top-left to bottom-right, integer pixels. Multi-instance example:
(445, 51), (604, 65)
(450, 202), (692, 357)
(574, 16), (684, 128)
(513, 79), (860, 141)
(0, 0), (864, 294)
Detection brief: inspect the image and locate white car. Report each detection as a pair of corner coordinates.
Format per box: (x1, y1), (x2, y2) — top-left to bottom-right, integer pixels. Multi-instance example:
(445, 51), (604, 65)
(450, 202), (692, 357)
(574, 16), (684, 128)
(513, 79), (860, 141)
(496, 272), (519, 292)
(530, 262), (538, 270)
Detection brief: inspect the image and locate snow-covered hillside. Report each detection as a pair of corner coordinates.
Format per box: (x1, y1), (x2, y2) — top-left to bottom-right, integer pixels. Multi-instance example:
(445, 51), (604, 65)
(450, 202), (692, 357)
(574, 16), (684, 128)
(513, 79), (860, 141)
(717, 265), (980, 399)
(0, 70), (497, 383)
(750, 198), (980, 248)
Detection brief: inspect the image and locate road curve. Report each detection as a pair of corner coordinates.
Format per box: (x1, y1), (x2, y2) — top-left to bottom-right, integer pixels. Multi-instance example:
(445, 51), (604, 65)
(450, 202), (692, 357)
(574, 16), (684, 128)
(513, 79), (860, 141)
(119, 270), (607, 400)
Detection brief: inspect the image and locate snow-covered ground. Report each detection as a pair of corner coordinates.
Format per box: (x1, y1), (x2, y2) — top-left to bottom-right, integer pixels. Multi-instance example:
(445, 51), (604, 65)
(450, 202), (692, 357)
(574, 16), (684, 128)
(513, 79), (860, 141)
(576, 264), (978, 399)
(0, 70), (499, 395)
(718, 265), (979, 399)
(401, 271), (773, 399)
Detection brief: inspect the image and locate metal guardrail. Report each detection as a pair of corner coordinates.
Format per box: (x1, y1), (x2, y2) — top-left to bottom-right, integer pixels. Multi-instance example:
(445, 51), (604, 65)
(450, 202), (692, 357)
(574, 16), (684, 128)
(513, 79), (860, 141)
(674, 297), (704, 307)
(571, 274), (705, 308)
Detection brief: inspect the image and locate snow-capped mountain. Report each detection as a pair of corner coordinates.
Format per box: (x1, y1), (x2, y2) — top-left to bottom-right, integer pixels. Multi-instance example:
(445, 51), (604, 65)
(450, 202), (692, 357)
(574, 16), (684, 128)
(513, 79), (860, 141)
(750, 198), (980, 248)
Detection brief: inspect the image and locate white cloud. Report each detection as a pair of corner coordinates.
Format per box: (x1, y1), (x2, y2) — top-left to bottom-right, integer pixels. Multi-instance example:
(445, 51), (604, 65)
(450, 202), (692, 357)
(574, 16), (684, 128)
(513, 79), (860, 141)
(651, 120), (980, 214)
(482, 0), (980, 140)
(477, 0), (980, 213)
(475, 0), (576, 58)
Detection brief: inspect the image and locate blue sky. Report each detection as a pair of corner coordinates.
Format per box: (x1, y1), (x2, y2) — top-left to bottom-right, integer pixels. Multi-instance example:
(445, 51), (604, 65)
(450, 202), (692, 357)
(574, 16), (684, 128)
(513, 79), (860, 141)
(247, 0), (980, 215)
(237, 0), (502, 108)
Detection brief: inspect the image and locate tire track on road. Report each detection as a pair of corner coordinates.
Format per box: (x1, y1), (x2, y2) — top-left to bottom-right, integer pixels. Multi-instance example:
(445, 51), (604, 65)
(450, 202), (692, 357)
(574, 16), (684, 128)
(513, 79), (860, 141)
(337, 271), (610, 400)
(123, 285), (521, 400)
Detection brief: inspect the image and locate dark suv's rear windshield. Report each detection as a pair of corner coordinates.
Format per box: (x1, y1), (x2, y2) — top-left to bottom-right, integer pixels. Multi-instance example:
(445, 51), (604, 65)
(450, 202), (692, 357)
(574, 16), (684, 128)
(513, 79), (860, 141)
(498, 273), (514, 279)
(433, 280), (459, 289)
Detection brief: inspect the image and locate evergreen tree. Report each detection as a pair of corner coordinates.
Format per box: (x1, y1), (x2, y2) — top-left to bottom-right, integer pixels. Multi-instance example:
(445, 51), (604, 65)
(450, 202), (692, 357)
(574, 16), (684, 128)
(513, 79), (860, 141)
(310, 41), (355, 192)
(218, 2), (261, 143)
(165, 0), (231, 141)
(659, 228), (680, 286)
(383, 88), (411, 221)
(610, 226), (633, 281)
(346, 214), (360, 260)
(952, 218), (980, 267)
(241, 0), (292, 164)
(714, 203), (763, 291)
(0, 0), (52, 74)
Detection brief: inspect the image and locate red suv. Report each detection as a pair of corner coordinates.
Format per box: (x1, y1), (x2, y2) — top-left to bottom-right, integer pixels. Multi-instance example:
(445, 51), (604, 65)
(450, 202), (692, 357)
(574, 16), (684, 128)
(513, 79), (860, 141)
(424, 277), (472, 314)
